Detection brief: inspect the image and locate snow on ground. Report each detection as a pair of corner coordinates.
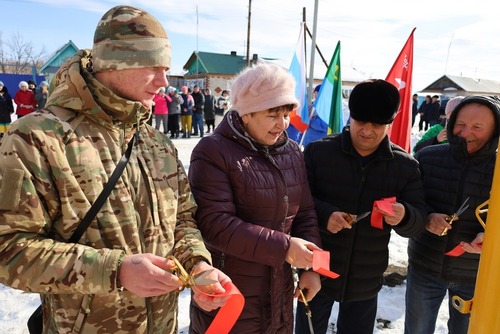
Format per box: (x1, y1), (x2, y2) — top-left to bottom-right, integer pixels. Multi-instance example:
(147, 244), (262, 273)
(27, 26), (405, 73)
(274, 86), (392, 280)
(0, 117), (452, 333)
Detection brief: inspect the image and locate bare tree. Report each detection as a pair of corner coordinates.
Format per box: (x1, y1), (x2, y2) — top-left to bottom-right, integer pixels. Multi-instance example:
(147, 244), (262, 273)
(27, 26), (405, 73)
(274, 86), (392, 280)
(0, 32), (6, 73)
(0, 31), (47, 74)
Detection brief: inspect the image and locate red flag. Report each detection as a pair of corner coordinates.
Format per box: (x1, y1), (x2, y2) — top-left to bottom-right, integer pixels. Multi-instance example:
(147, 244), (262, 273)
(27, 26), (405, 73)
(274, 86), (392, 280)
(289, 109), (309, 133)
(385, 28), (416, 152)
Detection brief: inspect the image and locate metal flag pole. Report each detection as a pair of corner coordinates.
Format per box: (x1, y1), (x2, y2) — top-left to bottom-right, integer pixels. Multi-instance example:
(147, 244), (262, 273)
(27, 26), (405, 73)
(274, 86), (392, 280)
(299, 0), (319, 149)
(307, 0), (319, 108)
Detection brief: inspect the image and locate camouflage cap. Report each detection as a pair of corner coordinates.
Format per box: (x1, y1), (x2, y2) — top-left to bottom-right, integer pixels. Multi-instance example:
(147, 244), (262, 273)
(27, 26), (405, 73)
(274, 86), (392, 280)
(92, 5), (171, 72)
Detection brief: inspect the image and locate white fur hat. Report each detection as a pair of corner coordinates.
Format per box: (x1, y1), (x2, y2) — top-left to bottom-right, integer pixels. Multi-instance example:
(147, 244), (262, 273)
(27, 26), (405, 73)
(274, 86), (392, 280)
(230, 63), (299, 116)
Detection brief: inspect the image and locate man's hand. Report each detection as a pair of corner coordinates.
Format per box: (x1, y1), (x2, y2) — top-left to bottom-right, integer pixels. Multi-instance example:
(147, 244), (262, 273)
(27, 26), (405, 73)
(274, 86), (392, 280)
(191, 261), (232, 311)
(377, 202), (406, 226)
(294, 271), (321, 302)
(460, 232), (484, 254)
(425, 213), (453, 236)
(285, 237), (321, 269)
(119, 253), (182, 297)
(326, 211), (353, 234)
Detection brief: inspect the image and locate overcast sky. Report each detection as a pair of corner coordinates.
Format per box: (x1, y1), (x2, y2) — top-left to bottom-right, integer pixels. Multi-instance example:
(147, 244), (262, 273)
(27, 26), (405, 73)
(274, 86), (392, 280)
(2, 0), (499, 91)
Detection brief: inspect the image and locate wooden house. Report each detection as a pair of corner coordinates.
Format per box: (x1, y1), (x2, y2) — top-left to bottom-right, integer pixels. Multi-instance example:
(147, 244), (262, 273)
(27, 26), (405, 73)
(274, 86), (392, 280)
(39, 40), (79, 83)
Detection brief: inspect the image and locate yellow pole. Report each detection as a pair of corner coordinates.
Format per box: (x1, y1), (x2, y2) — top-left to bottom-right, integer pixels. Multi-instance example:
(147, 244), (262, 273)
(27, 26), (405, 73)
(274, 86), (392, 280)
(468, 143), (500, 333)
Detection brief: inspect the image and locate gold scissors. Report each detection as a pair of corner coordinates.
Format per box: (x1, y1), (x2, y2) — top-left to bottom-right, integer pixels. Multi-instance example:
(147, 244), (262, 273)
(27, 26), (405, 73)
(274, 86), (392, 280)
(441, 197), (470, 236)
(168, 256), (217, 292)
(348, 211), (371, 225)
(298, 288), (315, 334)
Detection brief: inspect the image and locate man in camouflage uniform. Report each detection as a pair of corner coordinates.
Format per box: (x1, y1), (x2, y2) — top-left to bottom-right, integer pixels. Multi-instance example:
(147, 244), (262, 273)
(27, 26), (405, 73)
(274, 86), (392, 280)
(0, 5), (229, 333)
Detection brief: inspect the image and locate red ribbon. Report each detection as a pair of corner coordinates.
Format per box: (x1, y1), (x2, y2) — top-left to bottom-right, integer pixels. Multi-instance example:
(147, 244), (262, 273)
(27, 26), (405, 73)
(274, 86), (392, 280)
(370, 197), (396, 229)
(445, 242), (483, 257)
(194, 282), (245, 334)
(312, 250), (340, 279)
(199, 251), (340, 333)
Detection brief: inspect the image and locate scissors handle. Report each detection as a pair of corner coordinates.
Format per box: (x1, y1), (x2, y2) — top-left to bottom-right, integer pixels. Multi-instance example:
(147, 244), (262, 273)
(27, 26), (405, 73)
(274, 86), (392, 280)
(298, 288), (311, 316)
(441, 214), (459, 236)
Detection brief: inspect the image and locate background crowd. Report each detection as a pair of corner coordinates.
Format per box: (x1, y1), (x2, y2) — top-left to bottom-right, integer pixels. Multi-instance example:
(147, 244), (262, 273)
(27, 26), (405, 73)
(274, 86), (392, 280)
(0, 78), (231, 141)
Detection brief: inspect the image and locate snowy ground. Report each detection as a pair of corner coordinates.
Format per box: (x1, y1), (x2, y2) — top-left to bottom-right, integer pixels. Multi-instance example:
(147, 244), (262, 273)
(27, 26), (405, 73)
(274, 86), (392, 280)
(0, 117), (452, 333)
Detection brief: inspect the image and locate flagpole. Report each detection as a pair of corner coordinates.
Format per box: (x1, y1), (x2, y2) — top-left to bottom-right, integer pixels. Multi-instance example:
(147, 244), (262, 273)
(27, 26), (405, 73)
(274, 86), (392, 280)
(304, 25), (328, 68)
(298, 7), (309, 150)
(307, 0), (319, 107)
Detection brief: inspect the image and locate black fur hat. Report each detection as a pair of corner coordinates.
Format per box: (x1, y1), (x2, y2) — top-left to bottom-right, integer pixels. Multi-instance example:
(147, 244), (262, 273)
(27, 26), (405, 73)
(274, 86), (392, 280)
(348, 79), (400, 124)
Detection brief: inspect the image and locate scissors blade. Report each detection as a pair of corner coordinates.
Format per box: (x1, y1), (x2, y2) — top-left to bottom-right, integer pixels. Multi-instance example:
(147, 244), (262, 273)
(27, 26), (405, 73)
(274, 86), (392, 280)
(455, 197), (470, 217)
(350, 211), (371, 225)
(441, 197), (471, 236)
(298, 288), (315, 334)
(307, 315), (315, 334)
(193, 269), (218, 286)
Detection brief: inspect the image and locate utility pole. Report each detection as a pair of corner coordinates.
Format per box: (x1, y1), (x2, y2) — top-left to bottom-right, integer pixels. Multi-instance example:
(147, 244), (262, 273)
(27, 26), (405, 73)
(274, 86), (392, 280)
(246, 0), (252, 66)
(196, 5), (199, 86)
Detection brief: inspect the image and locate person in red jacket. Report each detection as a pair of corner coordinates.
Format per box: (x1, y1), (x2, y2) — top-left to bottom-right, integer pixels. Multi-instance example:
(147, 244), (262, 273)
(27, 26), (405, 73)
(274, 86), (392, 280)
(152, 86), (172, 134)
(14, 81), (37, 118)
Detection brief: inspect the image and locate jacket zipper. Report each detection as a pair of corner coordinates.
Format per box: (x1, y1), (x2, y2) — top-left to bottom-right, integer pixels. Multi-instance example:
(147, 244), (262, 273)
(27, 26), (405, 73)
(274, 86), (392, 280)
(340, 162), (367, 301)
(262, 148), (290, 230)
(219, 253), (225, 270)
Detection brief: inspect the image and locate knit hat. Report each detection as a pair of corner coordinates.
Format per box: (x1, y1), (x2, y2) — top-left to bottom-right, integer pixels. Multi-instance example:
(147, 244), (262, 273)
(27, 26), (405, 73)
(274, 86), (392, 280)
(92, 5), (171, 72)
(231, 63), (299, 116)
(349, 79), (400, 124)
(444, 96), (465, 116)
(19, 81), (28, 88)
(0, 81), (3, 87)
(39, 81), (49, 87)
(167, 86), (176, 93)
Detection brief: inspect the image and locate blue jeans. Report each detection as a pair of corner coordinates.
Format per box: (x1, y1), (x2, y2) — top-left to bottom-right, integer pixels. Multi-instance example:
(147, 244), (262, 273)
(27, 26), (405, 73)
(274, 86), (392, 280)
(295, 292), (377, 334)
(192, 112), (204, 136)
(404, 265), (474, 334)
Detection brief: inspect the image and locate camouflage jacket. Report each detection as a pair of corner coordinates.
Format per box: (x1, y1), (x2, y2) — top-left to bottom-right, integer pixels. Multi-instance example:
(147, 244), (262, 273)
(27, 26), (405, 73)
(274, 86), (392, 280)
(0, 50), (211, 333)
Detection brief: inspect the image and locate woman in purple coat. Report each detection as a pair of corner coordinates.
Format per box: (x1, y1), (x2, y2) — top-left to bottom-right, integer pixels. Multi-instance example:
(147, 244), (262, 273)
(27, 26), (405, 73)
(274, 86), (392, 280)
(188, 63), (322, 333)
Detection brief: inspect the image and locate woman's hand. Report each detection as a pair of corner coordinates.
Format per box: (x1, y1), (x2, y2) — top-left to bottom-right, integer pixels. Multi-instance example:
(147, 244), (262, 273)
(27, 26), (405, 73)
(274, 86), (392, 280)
(191, 261), (232, 311)
(285, 237), (321, 269)
(294, 271), (321, 302)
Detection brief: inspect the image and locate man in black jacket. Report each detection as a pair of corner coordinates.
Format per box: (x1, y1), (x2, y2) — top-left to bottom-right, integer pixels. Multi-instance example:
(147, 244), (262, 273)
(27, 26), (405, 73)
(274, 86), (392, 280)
(203, 88), (216, 133)
(405, 96), (500, 334)
(191, 85), (205, 137)
(295, 79), (427, 334)
(427, 95), (441, 126)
